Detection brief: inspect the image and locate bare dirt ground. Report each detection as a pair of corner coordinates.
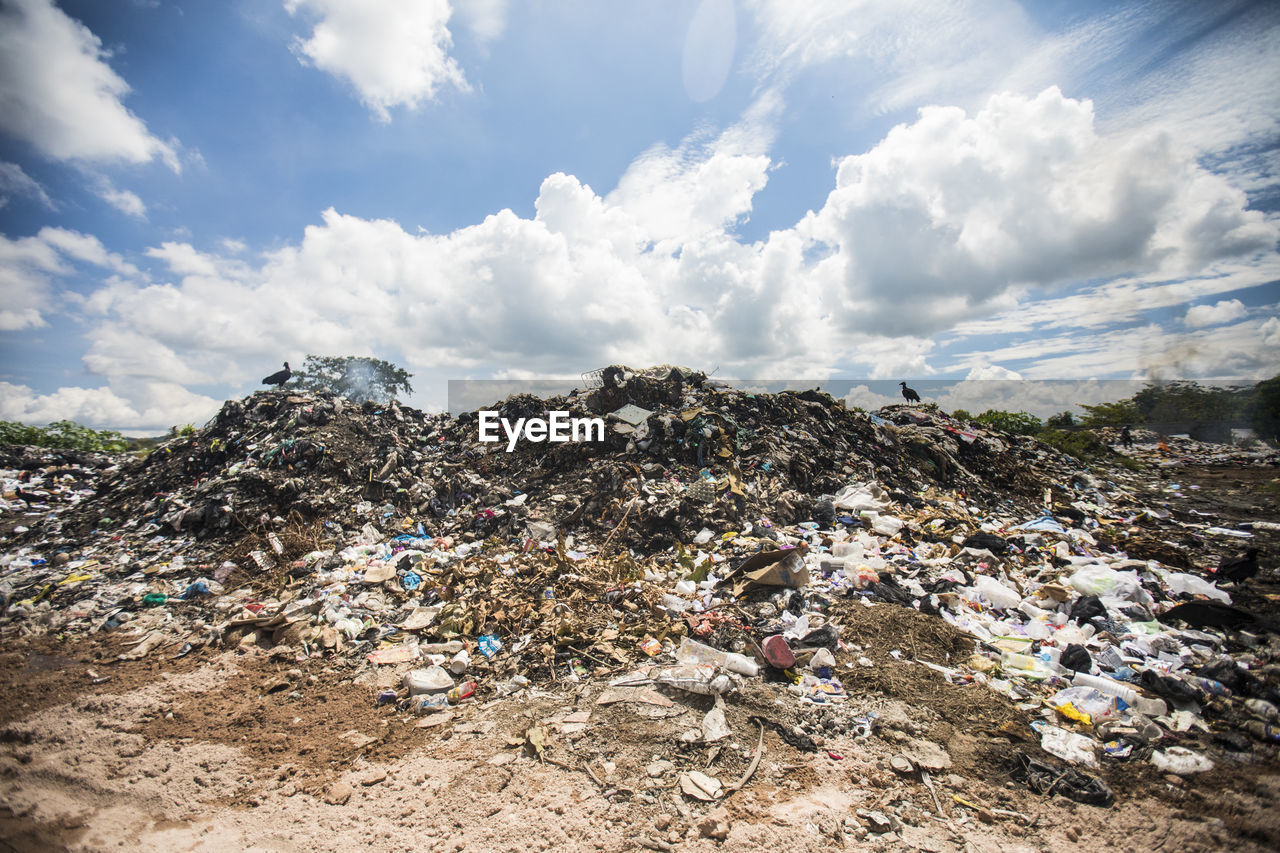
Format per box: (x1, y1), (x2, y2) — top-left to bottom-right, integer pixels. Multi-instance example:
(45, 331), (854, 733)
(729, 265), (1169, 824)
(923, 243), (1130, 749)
(3, 630), (1278, 851)
(2, 462), (1279, 851)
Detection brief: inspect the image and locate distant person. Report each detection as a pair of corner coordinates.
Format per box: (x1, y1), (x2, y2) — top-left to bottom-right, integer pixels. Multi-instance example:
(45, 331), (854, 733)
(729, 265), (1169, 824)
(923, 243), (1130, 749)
(1120, 425), (1132, 449)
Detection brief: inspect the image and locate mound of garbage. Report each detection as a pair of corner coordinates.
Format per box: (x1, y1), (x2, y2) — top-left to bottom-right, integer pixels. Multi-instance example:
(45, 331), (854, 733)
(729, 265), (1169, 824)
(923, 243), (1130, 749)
(12, 367), (1102, 554)
(2, 365), (1279, 809)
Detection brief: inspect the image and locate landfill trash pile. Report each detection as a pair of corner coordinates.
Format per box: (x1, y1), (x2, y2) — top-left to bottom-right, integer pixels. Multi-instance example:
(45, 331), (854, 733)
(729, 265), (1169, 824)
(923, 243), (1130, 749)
(10, 369), (1131, 552)
(0, 445), (124, 532)
(1100, 426), (1280, 468)
(1, 366), (1278, 848)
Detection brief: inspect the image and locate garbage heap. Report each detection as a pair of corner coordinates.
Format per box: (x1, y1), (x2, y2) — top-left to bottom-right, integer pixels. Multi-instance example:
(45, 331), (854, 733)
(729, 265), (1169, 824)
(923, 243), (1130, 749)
(1099, 426), (1280, 468)
(0, 445), (124, 529)
(12, 370), (1110, 552)
(2, 366), (1278, 801)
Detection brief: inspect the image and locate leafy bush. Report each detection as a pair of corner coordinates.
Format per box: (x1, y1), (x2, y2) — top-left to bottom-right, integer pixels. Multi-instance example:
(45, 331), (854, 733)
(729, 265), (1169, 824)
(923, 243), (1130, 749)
(0, 421), (43, 445)
(0, 419), (127, 452)
(973, 409), (1043, 436)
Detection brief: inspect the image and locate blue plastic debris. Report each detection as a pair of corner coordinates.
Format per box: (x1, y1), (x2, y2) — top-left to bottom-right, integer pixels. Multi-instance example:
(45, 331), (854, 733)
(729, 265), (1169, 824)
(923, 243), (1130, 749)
(478, 634), (502, 658)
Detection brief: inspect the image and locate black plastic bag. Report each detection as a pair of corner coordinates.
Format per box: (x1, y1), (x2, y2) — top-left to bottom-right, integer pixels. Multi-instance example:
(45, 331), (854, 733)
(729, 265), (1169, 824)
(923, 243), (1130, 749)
(1061, 643), (1092, 673)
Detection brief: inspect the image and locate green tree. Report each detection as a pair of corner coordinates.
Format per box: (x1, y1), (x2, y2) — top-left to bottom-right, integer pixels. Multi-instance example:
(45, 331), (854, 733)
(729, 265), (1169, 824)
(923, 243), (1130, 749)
(974, 409), (1042, 436)
(1046, 410), (1075, 428)
(289, 355), (414, 404)
(1079, 399), (1140, 427)
(1253, 374), (1280, 443)
(1131, 381), (1246, 424)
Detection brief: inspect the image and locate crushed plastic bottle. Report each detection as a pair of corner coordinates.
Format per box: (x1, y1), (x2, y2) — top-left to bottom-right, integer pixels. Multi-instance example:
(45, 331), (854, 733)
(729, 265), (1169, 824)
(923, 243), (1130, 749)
(676, 637), (759, 677)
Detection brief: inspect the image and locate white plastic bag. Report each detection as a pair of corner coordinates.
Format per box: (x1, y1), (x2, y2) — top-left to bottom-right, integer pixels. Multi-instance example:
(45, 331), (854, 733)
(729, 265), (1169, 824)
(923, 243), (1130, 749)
(832, 483), (887, 513)
(1039, 724), (1099, 767)
(973, 575), (1022, 610)
(871, 515), (905, 536)
(1161, 572), (1230, 604)
(1068, 565), (1152, 605)
(1151, 747), (1213, 774)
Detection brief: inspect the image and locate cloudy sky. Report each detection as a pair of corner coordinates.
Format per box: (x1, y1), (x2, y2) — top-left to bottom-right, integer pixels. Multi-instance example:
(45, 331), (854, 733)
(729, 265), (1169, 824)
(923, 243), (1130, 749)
(1, 0), (1278, 431)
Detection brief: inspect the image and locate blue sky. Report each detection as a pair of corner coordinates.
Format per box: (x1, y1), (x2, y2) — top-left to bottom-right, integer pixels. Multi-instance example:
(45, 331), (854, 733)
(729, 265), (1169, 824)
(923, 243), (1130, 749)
(0, 0), (1278, 431)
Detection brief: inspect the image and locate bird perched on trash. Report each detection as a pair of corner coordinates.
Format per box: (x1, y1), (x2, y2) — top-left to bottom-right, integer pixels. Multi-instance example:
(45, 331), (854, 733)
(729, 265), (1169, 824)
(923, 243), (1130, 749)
(1216, 547), (1261, 586)
(262, 362), (291, 387)
(899, 382), (921, 403)
(1161, 600), (1261, 630)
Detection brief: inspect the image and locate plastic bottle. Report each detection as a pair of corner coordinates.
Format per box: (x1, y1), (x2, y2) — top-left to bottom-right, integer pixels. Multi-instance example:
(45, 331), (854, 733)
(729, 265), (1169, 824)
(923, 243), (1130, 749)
(1001, 651), (1053, 680)
(1072, 672), (1167, 717)
(677, 637), (759, 676)
(446, 681), (476, 704)
(1244, 720), (1280, 743)
(1190, 677), (1232, 698)
(419, 641), (464, 655)
(1001, 651), (1041, 671)
(410, 693), (450, 714)
(1019, 601), (1051, 621)
(1245, 698), (1280, 722)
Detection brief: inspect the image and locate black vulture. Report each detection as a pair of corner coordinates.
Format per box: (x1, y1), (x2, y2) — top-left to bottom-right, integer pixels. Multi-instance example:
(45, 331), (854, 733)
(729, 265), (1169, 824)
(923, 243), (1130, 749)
(262, 362), (291, 387)
(899, 381), (920, 403)
(1217, 547), (1261, 586)
(1162, 600), (1258, 630)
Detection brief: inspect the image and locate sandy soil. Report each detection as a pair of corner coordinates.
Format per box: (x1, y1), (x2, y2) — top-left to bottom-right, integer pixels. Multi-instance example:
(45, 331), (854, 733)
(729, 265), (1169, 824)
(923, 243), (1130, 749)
(2, 461), (1279, 851)
(2, 633), (1277, 852)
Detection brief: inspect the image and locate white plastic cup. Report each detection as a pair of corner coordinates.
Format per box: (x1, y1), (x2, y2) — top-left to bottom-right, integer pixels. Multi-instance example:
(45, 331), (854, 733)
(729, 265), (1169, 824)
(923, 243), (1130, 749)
(449, 649), (470, 674)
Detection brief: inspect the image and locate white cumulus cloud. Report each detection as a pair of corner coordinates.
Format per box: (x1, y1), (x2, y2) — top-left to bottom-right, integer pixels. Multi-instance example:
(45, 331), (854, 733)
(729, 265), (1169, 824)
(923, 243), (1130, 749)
(93, 177), (147, 219)
(285, 0), (470, 121)
(0, 227), (135, 330)
(0, 380), (220, 432)
(6, 85), (1277, 426)
(964, 364), (1022, 381)
(0, 0), (178, 167)
(1184, 298), (1247, 328)
(800, 87), (1277, 337)
(935, 379), (1147, 419)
